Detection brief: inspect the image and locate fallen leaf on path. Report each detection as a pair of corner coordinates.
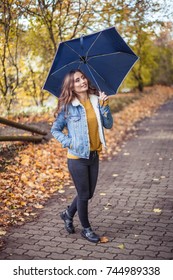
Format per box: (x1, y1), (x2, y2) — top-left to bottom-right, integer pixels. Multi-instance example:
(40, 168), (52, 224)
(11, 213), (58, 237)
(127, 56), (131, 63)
(30, 213), (37, 216)
(100, 193), (106, 196)
(23, 213), (30, 216)
(100, 236), (109, 243)
(153, 208), (162, 213)
(58, 189), (65, 193)
(0, 230), (7, 236)
(112, 173), (119, 177)
(117, 243), (125, 249)
(104, 202), (112, 210)
(33, 204), (44, 209)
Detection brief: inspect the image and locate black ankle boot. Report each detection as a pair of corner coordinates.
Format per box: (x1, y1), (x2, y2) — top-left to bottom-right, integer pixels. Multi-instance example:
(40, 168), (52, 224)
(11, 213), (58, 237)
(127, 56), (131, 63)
(81, 227), (100, 243)
(60, 209), (75, 234)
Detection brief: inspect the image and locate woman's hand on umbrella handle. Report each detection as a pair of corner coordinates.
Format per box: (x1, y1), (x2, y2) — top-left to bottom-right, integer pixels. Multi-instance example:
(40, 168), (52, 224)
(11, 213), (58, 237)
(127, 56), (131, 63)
(99, 91), (108, 102)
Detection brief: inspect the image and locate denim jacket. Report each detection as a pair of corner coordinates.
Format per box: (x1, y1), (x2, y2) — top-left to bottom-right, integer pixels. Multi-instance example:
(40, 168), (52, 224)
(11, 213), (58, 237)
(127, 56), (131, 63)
(51, 94), (113, 159)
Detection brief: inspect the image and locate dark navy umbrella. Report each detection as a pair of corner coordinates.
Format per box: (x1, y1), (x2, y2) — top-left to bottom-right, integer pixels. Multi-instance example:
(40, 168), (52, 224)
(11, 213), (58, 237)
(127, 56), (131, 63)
(43, 27), (138, 97)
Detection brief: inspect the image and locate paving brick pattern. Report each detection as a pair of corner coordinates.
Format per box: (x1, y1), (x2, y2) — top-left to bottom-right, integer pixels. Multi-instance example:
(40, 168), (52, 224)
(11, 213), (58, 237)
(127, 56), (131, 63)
(1, 99), (173, 260)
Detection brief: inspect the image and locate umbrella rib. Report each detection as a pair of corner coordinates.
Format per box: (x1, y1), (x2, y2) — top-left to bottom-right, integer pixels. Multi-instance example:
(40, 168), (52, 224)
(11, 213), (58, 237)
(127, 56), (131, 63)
(86, 64), (101, 91)
(86, 62), (117, 93)
(50, 60), (80, 76)
(88, 51), (137, 60)
(86, 32), (102, 59)
(87, 62), (106, 82)
(64, 42), (83, 59)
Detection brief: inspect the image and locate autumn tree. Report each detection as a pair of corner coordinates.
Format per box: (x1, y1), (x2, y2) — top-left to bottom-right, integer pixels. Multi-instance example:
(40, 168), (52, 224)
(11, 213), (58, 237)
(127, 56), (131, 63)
(14, 0), (99, 107)
(0, 0), (23, 113)
(151, 22), (173, 86)
(90, 0), (163, 91)
(0, 1), (99, 113)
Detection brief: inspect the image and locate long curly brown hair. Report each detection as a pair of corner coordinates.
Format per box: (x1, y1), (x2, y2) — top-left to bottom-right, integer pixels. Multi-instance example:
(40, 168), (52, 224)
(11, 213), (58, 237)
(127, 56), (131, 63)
(54, 69), (98, 117)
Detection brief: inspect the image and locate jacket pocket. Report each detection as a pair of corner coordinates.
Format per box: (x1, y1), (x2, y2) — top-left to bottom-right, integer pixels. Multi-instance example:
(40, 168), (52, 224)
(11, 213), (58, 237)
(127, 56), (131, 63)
(68, 115), (81, 122)
(70, 138), (84, 155)
(68, 115), (81, 132)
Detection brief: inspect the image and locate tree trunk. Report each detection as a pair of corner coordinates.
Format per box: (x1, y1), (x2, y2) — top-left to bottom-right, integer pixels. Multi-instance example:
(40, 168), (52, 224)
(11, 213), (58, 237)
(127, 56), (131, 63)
(0, 135), (43, 142)
(0, 117), (47, 135)
(138, 79), (144, 92)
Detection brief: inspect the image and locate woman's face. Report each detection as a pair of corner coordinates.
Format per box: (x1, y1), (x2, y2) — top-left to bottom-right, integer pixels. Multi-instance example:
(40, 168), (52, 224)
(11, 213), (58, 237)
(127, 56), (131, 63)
(73, 71), (88, 94)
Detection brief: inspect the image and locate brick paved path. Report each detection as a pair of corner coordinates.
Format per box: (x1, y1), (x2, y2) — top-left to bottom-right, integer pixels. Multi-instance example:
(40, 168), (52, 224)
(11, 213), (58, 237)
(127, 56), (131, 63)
(0, 99), (173, 260)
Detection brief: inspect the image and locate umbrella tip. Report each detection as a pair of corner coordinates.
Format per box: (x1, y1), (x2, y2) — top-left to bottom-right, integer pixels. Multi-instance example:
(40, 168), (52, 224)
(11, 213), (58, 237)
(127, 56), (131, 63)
(80, 35), (84, 49)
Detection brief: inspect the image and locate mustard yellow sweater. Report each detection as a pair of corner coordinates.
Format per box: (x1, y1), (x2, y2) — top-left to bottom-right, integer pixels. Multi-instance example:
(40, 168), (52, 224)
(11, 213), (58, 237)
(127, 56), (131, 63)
(67, 98), (108, 159)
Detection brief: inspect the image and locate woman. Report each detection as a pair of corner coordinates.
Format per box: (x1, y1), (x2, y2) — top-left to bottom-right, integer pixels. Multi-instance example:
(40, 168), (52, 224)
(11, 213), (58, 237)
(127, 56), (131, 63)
(51, 69), (113, 243)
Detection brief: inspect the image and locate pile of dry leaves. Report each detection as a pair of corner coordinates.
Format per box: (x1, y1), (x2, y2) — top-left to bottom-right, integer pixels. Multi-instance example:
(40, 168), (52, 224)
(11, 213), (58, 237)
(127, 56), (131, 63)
(0, 85), (173, 235)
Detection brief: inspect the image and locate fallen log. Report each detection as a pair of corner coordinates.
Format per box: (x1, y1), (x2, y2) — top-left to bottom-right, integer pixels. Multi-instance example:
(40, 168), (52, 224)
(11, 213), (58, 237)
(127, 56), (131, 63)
(0, 135), (43, 142)
(0, 117), (47, 135)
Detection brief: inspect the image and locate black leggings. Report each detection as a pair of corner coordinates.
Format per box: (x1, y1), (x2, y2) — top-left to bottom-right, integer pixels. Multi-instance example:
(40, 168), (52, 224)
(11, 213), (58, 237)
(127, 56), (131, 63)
(67, 151), (99, 228)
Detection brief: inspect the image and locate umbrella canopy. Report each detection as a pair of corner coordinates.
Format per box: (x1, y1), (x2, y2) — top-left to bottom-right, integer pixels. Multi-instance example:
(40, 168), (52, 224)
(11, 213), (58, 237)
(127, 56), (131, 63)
(43, 27), (138, 97)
